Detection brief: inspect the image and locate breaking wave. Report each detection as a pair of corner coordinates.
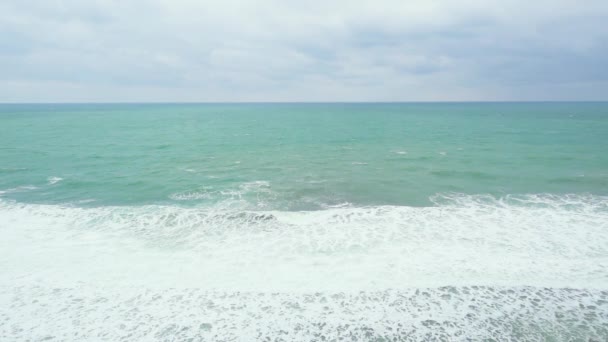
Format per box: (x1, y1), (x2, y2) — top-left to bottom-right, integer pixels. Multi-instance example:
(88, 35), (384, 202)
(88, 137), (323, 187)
(1, 193), (607, 290)
(1, 193), (607, 340)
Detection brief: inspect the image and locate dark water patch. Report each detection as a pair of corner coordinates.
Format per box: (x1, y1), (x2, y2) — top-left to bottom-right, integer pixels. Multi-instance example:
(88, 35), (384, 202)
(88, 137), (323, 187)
(430, 169), (498, 180)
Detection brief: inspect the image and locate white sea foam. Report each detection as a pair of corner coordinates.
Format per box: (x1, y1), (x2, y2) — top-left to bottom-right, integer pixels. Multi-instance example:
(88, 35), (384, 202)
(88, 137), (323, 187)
(0, 185), (38, 196)
(304, 179), (327, 184)
(1, 193), (607, 291)
(47, 176), (63, 185)
(239, 180), (271, 192)
(1, 194), (607, 340)
(169, 181), (273, 206)
(321, 201), (352, 209)
(169, 191), (212, 200)
(1, 286), (605, 341)
(394, 150), (408, 155)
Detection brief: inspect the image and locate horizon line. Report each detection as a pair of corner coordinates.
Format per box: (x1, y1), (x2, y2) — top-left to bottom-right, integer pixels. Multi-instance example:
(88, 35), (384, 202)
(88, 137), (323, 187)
(1, 100), (608, 105)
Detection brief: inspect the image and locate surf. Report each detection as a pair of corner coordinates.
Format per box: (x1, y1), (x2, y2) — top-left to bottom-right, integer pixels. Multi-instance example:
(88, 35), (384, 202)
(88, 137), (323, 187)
(1, 193), (607, 291)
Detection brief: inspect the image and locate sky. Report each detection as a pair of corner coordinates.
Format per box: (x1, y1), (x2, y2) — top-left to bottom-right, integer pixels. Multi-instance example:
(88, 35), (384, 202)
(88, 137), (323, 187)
(1, 0), (607, 102)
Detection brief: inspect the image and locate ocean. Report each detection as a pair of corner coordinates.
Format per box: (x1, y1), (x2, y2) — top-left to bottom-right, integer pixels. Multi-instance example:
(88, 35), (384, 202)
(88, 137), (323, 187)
(1, 102), (607, 340)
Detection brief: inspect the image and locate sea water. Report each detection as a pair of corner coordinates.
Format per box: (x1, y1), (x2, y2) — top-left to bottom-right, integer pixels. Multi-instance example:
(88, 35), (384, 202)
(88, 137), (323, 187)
(1, 103), (607, 340)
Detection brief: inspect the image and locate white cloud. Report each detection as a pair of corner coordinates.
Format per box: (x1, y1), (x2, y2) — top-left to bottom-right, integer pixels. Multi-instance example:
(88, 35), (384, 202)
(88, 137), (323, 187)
(1, 0), (607, 101)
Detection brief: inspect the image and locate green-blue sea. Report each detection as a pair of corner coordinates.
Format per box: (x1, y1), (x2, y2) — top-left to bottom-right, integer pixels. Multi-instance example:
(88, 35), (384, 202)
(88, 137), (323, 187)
(1, 103), (607, 340)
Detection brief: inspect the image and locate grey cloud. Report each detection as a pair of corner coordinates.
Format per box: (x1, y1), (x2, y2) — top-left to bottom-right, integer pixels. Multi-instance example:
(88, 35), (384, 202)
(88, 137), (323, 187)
(0, 0), (607, 101)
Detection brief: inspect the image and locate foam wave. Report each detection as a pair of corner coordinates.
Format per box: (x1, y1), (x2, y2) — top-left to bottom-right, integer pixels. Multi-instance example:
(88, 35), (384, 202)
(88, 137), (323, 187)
(1, 193), (607, 291)
(169, 190), (213, 200)
(0, 185), (38, 196)
(1, 193), (608, 340)
(431, 192), (608, 211)
(2, 286), (606, 341)
(47, 176), (63, 185)
(169, 181), (275, 207)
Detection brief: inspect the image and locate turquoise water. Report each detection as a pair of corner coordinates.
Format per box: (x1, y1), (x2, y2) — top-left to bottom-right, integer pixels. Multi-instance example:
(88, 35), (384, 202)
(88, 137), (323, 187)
(1, 103), (608, 340)
(1, 102), (607, 208)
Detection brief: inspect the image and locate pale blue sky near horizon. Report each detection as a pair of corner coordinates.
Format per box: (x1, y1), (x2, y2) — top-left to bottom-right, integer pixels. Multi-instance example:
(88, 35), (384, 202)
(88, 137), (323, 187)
(1, 0), (607, 102)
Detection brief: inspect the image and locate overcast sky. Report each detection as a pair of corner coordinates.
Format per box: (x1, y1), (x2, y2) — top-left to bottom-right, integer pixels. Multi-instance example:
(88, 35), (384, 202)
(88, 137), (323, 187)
(1, 0), (607, 102)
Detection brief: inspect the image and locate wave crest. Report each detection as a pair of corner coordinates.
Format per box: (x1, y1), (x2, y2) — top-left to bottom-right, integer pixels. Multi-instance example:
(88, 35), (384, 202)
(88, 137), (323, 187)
(1, 193), (607, 290)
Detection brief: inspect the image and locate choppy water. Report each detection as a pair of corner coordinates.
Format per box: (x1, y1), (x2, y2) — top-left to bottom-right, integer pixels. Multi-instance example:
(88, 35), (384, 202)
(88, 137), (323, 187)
(1, 103), (608, 340)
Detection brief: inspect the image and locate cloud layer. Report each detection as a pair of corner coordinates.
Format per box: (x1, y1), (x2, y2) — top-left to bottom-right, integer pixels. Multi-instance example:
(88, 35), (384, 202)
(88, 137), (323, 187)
(1, 0), (607, 102)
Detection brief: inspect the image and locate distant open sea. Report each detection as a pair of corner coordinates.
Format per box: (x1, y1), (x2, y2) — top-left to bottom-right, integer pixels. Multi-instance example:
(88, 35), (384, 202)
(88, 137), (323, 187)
(1, 103), (607, 340)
